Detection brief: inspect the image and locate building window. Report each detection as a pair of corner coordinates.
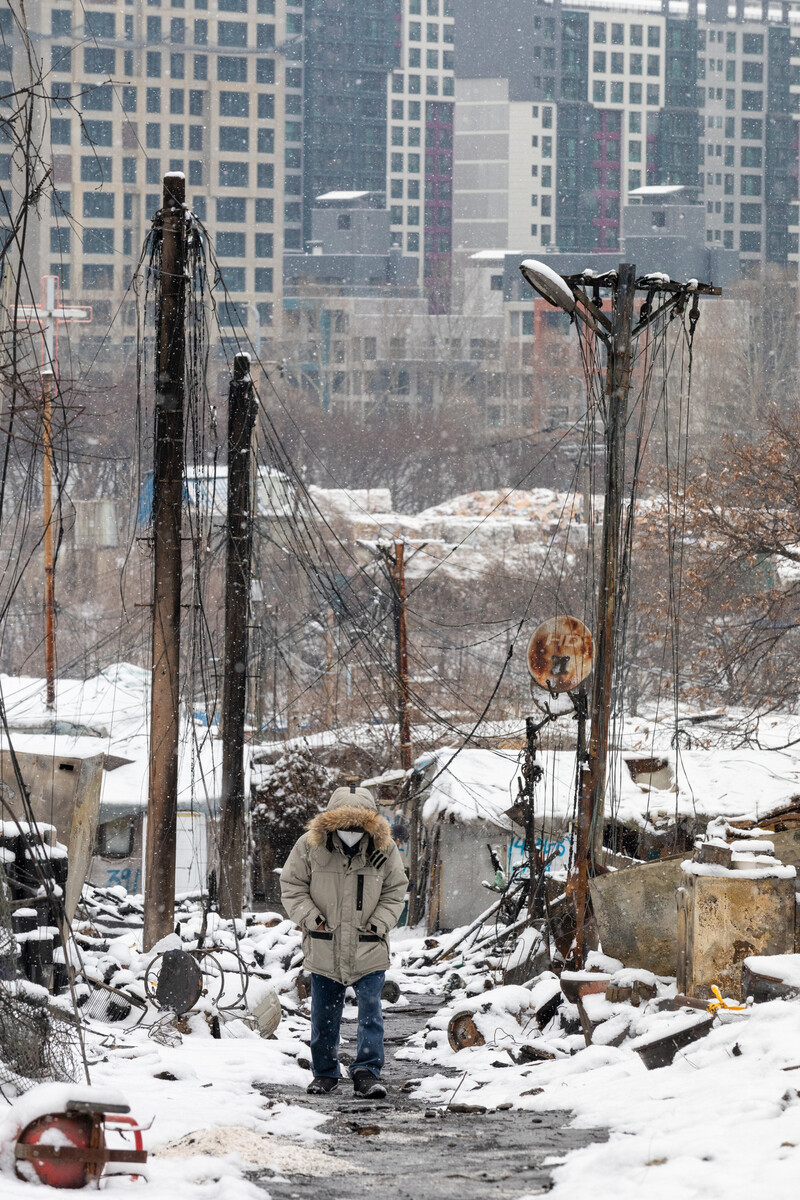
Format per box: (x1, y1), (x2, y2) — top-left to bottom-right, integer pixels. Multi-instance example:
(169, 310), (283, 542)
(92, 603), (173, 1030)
(146, 123), (161, 149)
(146, 158), (161, 184)
(195, 18), (208, 44)
(84, 48), (115, 75)
(123, 157), (136, 183)
(83, 264), (114, 289)
(194, 55), (208, 80)
(50, 226), (70, 254)
(51, 46), (71, 73)
(170, 53), (185, 79)
(83, 227), (114, 254)
(189, 90), (204, 116)
(147, 88), (161, 113)
(257, 198), (275, 222)
(218, 56), (247, 82)
(147, 51), (162, 78)
(81, 155), (111, 183)
(593, 51), (606, 72)
(257, 23), (274, 49)
(594, 22), (606, 43)
(254, 268), (273, 292)
(629, 83), (642, 104)
(169, 125), (184, 150)
(220, 92), (249, 118)
(740, 203), (762, 223)
(122, 87), (137, 113)
(82, 120), (112, 147)
(646, 85), (659, 106)
(83, 192), (113, 221)
(255, 232), (273, 257)
(218, 267), (246, 291)
(82, 85), (113, 111)
(219, 20), (248, 47)
(647, 26), (660, 46)
(724, 202), (733, 222)
(188, 160), (202, 185)
(257, 162), (273, 188)
(258, 94), (274, 119)
(742, 91), (763, 112)
(220, 126), (249, 152)
(740, 230), (761, 252)
(51, 119), (71, 144)
(593, 81), (606, 102)
(217, 231), (246, 256)
(52, 9), (72, 36)
(218, 197), (246, 222)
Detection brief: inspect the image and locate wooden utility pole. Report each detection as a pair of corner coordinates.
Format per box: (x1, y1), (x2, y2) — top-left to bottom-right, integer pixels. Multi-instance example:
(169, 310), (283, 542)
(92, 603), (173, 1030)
(219, 352), (257, 919)
(41, 369), (56, 708)
(390, 540), (412, 772)
(143, 173), (187, 950)
(574, 262), (636, 964)
(12, 277), (92, 708)
(379, 540), (417, 916)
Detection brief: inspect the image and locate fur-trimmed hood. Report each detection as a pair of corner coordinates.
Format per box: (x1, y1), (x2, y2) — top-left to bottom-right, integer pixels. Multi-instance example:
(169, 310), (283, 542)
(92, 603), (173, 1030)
(307, 792), (393, 851)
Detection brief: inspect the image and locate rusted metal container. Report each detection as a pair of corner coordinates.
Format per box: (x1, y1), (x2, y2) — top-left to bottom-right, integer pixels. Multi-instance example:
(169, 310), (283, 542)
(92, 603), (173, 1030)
(676, 860), (796, 1001)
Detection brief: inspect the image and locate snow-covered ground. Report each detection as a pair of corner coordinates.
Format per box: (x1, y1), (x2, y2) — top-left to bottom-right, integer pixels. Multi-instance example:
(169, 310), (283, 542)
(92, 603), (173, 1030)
(1, 902), (799, 1199)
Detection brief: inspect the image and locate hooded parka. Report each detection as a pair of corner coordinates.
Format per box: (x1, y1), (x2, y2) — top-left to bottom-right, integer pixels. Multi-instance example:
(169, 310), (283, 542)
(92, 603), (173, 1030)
(280, 787), (408, 985)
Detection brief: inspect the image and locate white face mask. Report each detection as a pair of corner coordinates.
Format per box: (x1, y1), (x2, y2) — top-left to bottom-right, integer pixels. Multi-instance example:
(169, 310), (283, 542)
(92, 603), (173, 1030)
(338, 829), (363, 848)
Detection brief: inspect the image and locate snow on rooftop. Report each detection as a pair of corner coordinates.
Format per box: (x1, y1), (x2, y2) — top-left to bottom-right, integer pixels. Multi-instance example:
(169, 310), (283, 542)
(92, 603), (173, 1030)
(629, 185), (687, 196)
(419, 745), (800, 829)
(315, 190), (370, 201)
(0, 664), (228, 818)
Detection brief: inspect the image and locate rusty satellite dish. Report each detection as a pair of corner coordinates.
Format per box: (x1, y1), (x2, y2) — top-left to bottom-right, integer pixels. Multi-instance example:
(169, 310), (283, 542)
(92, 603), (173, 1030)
(527, 616), (594, 693)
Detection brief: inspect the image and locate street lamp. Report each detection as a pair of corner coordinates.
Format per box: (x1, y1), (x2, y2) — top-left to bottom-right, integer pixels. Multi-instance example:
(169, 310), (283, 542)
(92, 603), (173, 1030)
(519, 257), (721, 964)
(519, 259), (577, 315)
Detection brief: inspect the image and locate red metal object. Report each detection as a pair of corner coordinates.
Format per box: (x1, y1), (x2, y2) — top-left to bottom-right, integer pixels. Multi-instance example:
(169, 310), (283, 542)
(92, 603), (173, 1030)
(527, 616), (594, 693)
(15, 1107), (147, 1188)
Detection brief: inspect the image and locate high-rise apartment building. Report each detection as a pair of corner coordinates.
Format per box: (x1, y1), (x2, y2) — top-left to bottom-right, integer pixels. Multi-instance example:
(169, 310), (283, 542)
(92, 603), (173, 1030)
(4, 0), (282, 359)
(454, 0), (800, 272)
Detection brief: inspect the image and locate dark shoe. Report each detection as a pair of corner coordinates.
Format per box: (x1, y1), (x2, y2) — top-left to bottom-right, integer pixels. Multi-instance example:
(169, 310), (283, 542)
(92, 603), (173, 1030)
(352, 1070), (387, 1099)
(307, 1076), (339, 1095)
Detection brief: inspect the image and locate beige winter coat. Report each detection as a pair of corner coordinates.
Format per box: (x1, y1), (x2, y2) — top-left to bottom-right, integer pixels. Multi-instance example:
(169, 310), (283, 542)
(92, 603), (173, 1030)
(280, 788), (408, 985)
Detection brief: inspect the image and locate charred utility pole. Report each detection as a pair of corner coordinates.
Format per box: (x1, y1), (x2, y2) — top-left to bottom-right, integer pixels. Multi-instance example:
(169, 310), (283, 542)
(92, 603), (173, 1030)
(144, 173), (187, 951)
(520, 260), (719, 965)
(41, 369), (56, 708)
(219, 353), (258, 920)
(377, 540), (417, 912)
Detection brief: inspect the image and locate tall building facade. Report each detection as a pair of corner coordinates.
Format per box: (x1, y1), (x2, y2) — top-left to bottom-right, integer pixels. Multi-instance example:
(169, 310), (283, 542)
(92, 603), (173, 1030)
(5, 0), (283, 360)
(453, 0), (800, 272)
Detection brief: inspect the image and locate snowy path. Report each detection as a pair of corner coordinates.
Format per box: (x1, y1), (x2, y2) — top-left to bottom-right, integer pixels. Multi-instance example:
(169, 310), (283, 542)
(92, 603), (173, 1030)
(252, 998), (605, 1199)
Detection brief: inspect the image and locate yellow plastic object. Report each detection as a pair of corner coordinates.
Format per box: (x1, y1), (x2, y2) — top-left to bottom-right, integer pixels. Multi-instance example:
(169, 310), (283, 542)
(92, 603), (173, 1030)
(707, 984), (747, 1014)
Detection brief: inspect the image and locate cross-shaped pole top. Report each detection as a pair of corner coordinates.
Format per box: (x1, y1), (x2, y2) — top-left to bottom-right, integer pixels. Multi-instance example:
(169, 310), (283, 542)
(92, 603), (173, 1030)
(13, 274), (92, 375)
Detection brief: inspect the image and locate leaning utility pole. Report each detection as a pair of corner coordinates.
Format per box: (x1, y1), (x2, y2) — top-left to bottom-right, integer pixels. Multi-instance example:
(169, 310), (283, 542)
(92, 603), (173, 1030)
(143, 173), (187, 950)
(219, 353), (258, 920)
(520, 259), (720, 965)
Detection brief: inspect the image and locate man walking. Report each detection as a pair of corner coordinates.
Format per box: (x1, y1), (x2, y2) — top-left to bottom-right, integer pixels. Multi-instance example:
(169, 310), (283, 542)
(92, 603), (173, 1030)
(281, 784), (408, 1098)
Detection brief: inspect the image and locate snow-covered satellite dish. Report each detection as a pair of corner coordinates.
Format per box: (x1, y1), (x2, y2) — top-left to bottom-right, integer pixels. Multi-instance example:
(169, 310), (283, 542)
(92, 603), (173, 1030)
(519, 260), (576, 314)
(527, 616), (594, 693)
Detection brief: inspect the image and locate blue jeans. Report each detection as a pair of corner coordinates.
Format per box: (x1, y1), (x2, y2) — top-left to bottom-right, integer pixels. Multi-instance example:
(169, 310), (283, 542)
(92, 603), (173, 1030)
(309, 971), (385, 1080)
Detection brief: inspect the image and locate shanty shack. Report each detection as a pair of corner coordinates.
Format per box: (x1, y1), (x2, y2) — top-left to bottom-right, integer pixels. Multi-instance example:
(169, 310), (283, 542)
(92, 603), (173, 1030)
(413, 742), (800, 933)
